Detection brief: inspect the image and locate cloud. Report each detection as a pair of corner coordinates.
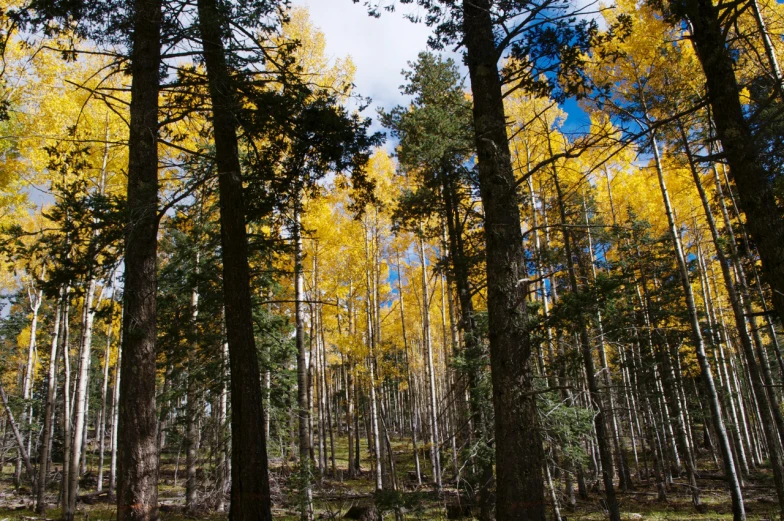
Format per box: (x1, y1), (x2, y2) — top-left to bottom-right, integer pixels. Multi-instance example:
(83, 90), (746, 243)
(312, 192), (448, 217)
(291, 0), (434, 120)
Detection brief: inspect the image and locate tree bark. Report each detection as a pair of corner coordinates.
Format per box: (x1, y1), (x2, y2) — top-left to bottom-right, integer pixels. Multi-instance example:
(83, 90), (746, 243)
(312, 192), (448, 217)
(650, 132), (745, 520)
(462, 1), (546, 518)
(293, 202), (313, 520)
(37, 285), (65, 513)
(67, 277), (98, 520)
(680, 0), (784, 332)
(186, 270), (200, 510)
(419, 233), (442, 492)
(98, 288), (115, 493)
(110, 311), (122, 497)
(117, 0), (162, 518)
(195, 0), (273, 519)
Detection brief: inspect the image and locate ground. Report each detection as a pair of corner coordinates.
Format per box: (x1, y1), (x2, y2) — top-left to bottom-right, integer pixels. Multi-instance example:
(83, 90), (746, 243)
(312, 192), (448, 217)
(0, 437), (779, 520)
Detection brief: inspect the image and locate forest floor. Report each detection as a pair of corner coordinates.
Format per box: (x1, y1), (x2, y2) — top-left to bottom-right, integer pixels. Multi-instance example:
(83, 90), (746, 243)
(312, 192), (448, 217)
(0, 437), (778, 520)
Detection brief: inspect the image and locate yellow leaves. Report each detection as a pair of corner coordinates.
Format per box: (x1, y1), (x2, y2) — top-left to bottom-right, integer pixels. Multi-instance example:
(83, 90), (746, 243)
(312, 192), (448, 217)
(1, 36), (130, 204)
(279, 7), (356, 96)
(364, 149), (397, 209)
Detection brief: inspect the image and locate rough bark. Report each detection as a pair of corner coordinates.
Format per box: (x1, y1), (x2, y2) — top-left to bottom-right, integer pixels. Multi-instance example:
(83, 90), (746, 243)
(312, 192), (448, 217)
(195, 0), (273, 519)
(679, 0), (784, 332)
(116, 0), (162, 518)
(462, 1), (546, 518)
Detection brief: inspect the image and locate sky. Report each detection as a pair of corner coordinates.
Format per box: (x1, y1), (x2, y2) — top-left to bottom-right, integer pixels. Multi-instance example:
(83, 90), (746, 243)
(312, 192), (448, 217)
(291, 0), (438, 131)
(291, 0), (592, 136)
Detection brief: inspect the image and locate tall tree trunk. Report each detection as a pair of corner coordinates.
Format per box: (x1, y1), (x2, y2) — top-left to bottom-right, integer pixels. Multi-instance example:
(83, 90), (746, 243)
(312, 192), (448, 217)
(21, 275), (43, 486)
(650, 132), (745, 520)
(293, 202), (313, 519)
(195, 1), (273, 519)
(462, 2), (546, 518)
(97, 285), (116, 493)
(418, 233), (442, 492)
(186, 270), (200, 510)
(109, 311), (122, 497)
(117, 0), (162, 517)
(67, 278), (98, 520)
(62, 302), (72, 510)
(552, 168), (620, 521)
(364, 223), (384, 491)
(681, 127), (784, 511)
(37, 285), (65, 514)
(680, 0), (784, 332)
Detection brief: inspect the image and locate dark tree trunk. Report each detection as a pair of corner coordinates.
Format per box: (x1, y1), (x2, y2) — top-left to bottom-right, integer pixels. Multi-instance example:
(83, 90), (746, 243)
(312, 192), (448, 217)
(462, 1), (546, 519)
(552, 169), (620, 521)
(117, 0), (162, 518)
(195, 0), (273, 519)
(443, 176), (494, 520)
(680, 0), (784, 329)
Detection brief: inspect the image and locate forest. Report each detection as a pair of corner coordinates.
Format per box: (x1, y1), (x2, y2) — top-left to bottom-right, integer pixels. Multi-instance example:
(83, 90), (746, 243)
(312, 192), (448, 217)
(0, 0), (783, 519)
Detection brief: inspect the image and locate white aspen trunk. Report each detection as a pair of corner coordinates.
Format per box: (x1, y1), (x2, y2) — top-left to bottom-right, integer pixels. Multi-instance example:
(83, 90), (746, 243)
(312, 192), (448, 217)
(21, 275), (43, 487)
(363, 222), (383, 492)
(97, 283), (116, 493)
(419, 233), (442, 492)
(650, 132), (744, 515)
(749, 0), (784, 98)
(294, 203), (313, 520)
(216, 337), (229, 512)
(109, 308), (123, 496)
(61, 296), (72, 511)
(37, 285), (66, 513)
(67, 277), (98, 518)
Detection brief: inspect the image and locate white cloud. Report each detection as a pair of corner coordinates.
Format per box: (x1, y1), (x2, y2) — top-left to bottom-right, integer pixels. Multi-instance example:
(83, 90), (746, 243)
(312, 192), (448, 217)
(291, 0), (434, 122)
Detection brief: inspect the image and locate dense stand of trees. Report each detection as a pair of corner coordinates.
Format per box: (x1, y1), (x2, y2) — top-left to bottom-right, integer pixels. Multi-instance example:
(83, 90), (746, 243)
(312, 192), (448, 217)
(0, 0), (783, 520)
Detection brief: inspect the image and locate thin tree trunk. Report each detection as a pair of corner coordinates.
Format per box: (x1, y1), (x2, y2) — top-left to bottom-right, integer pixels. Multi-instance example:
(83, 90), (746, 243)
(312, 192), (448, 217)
(97, 286), (115, 493)
(186, 268), (200, 510)
(109, 309), (123, 497)
(650, 131), (745, 519)
(37, 286), (65, 513)
(67, 277), (98, 520)
(418, 233), (442, 492)
(293, 202), (313, 519)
